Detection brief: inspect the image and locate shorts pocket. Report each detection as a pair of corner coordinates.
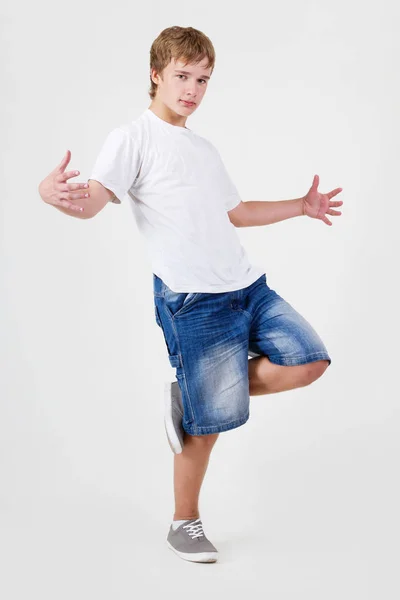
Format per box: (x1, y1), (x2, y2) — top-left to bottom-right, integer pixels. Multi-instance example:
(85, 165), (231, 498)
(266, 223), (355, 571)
(167, 292), (201, 318)
(181, 292), (200, 309)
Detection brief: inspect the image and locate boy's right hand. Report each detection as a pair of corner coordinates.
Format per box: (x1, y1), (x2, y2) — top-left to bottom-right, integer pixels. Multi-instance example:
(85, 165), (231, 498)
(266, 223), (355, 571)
(38, 150), (90, 213)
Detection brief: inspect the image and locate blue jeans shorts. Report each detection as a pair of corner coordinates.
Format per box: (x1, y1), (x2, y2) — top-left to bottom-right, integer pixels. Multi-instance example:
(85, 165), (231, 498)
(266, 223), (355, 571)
(153, 273), (331, 436)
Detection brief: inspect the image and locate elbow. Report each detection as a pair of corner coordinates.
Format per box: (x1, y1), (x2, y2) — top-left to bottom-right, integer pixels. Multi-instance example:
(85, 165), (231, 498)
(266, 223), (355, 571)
(78, 203), (96, 219)
(227, 201), (248, 227)
(228, 214), (245, 227)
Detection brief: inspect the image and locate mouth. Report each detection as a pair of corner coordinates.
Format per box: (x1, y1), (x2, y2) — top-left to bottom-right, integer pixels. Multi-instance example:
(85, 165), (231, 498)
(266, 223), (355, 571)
(180, 100), (196, 107)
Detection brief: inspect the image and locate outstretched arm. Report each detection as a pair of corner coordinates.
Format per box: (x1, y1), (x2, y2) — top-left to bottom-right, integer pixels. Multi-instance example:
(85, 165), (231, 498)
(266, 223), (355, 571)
(228, 175), (343, 227)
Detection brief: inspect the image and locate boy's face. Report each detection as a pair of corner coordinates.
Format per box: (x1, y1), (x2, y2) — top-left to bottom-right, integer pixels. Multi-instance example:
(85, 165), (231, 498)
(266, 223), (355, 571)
(151, 57), (212, 115)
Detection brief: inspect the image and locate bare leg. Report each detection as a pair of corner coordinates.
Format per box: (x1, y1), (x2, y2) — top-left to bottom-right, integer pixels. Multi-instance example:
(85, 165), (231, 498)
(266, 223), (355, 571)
(173, 432), (219, 521)
(248, 355), (329, 395)
(172, 357), (328, 521)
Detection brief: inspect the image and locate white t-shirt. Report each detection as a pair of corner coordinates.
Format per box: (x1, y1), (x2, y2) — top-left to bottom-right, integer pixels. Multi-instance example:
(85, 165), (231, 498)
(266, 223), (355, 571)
(88, 108), (265, 292)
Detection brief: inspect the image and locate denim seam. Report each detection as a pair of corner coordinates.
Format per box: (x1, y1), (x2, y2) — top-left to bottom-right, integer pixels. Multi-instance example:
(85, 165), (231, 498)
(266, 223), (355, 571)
(165, 308), (196, 425)
(183, 411), (250, 435)
(268, 351), (331, 366)
(154, 305), (162, 327)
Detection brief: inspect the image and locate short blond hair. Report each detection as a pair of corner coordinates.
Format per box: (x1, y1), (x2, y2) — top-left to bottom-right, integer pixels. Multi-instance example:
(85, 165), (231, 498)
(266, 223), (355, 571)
(149, 26), (216, 100)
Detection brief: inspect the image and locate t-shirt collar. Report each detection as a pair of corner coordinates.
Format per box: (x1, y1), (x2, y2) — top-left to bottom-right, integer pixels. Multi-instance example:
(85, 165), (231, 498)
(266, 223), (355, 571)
(145, 108), (192, 133)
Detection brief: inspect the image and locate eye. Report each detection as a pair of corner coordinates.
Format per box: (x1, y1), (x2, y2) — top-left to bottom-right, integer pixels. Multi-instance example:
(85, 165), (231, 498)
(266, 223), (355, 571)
(177, 74), (186, 79)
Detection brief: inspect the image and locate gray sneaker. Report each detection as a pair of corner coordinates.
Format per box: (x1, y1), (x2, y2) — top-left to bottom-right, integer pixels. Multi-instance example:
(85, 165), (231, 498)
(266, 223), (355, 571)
(167, 518), (218, 563)
(164, 381), (184, 454)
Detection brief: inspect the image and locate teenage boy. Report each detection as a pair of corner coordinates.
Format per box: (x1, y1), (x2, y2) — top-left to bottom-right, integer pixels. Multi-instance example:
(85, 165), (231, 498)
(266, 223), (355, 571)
(38, 26), (343, 564)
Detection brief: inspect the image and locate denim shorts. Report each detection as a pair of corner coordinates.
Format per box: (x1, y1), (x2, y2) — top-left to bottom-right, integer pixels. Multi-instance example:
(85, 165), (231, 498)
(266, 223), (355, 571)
(153, 273), (331, 436)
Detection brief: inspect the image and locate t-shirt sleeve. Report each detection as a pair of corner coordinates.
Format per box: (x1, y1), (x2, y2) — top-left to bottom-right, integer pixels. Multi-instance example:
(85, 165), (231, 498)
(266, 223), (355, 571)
(224, 183), (242, 211)
(88, 128), (141, 204)
(213, 147), (242, 211)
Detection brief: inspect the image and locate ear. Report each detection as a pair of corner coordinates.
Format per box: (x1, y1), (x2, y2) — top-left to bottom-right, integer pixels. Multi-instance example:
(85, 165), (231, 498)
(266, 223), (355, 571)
(150, 68), (158, 85)
(151, 67), (165, 85)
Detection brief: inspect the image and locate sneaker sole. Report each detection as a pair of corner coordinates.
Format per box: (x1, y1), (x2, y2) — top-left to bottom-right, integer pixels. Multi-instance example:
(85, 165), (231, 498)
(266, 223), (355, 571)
(164, 382), (183, 454)
(167, 540), (218, 563)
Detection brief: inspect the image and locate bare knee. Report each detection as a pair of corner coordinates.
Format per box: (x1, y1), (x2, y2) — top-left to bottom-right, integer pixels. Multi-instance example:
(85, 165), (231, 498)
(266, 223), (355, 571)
(186, 432), (219, 448)
(299, 360), (329, 387)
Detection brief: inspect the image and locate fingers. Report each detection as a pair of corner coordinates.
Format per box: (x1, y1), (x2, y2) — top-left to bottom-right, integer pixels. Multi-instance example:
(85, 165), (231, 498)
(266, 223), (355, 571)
(57, 181), (90, 202)
(322, 216), (332, 226)
(56, 150), (71, 173)
(326, 209), (342, 216)
(57, 198), (84, 212)
(311, 174), (319, 190)
(329, 200), (343, 207)
(59, 181), (89, 192)
(58, 169), (81, 182)
(64, 191), (89, 201)
(327, 187), (343, 199)
(50, 168), (88, 211)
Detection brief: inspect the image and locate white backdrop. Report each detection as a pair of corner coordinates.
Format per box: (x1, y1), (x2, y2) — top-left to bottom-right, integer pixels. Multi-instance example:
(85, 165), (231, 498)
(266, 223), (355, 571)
(1, 0), (399, 597)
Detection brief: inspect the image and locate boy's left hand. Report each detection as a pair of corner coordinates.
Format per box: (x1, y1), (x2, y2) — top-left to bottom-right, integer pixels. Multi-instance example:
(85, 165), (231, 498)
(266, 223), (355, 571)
(303, 175), (343, 226)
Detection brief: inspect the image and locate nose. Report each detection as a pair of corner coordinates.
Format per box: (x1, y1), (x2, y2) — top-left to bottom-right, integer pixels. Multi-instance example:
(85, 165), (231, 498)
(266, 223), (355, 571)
(184, 84), (199, 98)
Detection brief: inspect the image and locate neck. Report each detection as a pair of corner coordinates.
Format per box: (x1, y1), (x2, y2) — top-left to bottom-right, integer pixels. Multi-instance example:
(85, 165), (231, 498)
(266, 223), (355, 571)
(148, 100), (188, 128)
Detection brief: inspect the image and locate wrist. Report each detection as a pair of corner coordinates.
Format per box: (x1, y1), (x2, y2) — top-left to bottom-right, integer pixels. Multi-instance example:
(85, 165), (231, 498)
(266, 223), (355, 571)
(299, 196), (306, 216)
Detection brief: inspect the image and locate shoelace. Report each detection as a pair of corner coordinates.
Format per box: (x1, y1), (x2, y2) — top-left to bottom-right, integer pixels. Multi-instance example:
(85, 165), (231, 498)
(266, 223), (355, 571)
(183, 518), (205, 539)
